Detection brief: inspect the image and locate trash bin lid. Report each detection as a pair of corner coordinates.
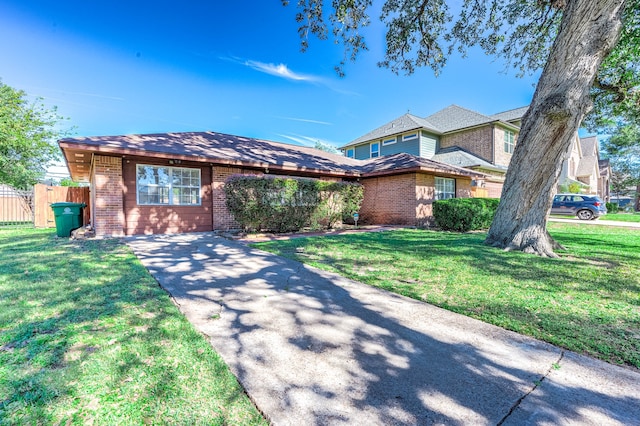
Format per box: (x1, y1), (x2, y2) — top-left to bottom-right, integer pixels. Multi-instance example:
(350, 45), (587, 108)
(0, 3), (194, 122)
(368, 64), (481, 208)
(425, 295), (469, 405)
(50, 202), (86, 207)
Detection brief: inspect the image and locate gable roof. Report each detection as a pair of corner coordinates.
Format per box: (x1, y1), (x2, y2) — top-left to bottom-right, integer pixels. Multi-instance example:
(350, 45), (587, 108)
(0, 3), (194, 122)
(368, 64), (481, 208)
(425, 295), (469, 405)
(431, 146), (507, 172)
(576, 156), (598, 177)
(423, 105), (494, 133)
(348, 113), (439, 146)
(359, 152), (485, 178)
(59, 131), (484, 182)
(489, 106), (529, 123)
(579, 136), (598, 157)
(343, 104), (523, 148)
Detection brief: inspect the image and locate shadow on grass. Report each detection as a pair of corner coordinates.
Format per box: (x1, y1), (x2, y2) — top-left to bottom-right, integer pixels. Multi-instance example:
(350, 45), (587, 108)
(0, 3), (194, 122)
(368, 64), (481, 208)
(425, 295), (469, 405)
(127, 232), (640, 425)
(0, 229), (263, 424)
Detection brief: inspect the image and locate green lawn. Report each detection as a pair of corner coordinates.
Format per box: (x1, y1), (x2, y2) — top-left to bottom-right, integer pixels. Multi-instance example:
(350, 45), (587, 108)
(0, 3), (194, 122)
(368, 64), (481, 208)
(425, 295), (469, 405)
(600, 212), (640, 222)
(253, 223), (640, 369)
(0, 228), (266, 425)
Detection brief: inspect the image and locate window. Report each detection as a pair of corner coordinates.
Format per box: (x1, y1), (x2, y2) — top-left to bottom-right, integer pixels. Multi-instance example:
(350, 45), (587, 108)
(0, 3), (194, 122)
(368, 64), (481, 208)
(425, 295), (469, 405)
(370, 142), (380, 158)
(435, 177), (455, 200)
(346, 148), (354, 158)
(504, 130), (515, 153)
(403, 132), (418, 141)
(382, 137), (396, 146)
(137, 164), (201, 205)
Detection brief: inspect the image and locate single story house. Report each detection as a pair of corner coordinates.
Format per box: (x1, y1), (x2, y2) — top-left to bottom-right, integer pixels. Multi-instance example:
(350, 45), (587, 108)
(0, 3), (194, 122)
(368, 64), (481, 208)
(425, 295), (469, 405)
(59, 131), (485, 237)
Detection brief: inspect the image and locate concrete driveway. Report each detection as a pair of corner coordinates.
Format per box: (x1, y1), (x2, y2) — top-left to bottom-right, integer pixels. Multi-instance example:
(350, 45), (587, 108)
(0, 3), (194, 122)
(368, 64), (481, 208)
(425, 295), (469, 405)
(126, 233), (639, 425)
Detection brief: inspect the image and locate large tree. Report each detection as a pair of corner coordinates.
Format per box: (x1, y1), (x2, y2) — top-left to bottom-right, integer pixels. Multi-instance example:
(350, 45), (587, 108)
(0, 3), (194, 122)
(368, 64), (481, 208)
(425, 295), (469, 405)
(0, 80), (68, 190)
(285, 0), (637, 256)
(603, 123), (640, 210)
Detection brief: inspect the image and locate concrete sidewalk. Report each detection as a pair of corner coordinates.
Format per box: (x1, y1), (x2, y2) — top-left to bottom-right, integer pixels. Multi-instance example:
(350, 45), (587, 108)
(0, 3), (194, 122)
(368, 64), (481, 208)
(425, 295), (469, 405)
(126, 233), (639, 425)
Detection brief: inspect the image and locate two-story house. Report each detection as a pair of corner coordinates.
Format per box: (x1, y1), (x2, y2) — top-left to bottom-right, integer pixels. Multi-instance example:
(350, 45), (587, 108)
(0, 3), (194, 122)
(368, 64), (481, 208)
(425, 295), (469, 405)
(341, 105), (528, 197)
(559, 135), (610, 201)
(344, 104), (609, 200)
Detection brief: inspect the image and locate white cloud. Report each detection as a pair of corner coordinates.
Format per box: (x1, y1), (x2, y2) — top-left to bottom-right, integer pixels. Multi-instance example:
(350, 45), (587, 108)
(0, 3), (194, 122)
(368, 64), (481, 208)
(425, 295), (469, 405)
(277, 133), (342, 150)
(244, 60), (318, 82)
(274, 116), (332, 125)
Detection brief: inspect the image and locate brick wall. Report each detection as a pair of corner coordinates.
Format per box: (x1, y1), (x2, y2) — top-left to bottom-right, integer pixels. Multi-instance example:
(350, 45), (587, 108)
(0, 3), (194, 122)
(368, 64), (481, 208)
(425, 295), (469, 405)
(456, 178), (472, 198)
(415, 174), (435, 227)
(211, 167), (266, 230)
(360, 174), (418, 225)
(441, 126), (494, 163)
(92, 155), (124, 237)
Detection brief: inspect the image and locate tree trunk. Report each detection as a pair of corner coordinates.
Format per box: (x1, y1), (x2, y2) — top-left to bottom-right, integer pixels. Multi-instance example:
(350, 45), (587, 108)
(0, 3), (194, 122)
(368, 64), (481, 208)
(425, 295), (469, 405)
(635, 183), (640, 212)
(485, 0), (625, 257)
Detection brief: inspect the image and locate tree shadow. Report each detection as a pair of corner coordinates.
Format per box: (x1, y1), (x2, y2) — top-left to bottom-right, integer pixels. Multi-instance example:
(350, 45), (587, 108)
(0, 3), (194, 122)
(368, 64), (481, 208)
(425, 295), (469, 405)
(127, 232), (640, 425)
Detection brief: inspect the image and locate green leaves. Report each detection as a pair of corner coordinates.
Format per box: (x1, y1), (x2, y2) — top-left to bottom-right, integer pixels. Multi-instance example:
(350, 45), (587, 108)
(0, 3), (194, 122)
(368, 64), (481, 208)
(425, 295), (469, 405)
(0, 81), (70, 190)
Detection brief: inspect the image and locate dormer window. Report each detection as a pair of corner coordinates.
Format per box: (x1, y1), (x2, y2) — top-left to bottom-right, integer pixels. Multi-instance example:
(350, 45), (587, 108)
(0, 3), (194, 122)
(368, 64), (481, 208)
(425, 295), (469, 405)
(403, 132), (418, 141)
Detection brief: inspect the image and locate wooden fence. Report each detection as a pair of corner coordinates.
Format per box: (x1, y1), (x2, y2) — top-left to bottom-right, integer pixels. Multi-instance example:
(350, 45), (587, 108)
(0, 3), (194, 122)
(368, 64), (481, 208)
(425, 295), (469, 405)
(33, 184), (91, 228)
(0, 185), (34, 226)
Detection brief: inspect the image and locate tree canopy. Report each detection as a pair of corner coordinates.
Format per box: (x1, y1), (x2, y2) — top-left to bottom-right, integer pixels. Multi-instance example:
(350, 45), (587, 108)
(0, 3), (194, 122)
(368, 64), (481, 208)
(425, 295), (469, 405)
(285, 0), (638, 125)
(285, 0), (635, 256)
(602, 123), (640, 209)
(0, 81), (69, 190)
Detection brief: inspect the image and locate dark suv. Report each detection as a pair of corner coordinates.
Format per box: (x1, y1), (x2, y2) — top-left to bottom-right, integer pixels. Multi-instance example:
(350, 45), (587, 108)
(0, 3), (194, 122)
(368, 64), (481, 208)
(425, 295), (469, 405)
(551, 194), (607, 220)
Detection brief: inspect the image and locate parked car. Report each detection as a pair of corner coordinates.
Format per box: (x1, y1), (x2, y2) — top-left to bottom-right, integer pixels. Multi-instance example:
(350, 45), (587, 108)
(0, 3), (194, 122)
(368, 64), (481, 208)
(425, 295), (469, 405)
(551, 194), (607, 220)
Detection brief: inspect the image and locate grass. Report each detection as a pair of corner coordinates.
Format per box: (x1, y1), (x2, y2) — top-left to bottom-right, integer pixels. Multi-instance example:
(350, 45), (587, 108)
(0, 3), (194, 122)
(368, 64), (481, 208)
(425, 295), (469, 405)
(600, 212), (640, 223)
(0, 228), (266, 425)
(253, 223), (640, 369)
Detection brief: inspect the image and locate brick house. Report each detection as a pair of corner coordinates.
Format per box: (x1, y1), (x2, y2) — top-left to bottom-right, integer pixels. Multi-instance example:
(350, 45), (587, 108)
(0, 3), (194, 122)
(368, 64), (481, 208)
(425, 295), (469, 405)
(559, 135), (610, 200)
(344, 104), (609, 200)
(341, 105), (527, 198)
(59, 132), (484, 236)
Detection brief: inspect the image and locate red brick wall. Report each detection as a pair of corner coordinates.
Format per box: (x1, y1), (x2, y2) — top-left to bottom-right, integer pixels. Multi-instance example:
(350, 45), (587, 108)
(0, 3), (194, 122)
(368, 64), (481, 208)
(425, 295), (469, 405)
(211, 166), (258, 230)
(415, 174), (435, 227)
(122, 158), (213, 235)
(360, 174), (418, 225)
(92, 155), (124, 237)
(440, 126), (494, 164)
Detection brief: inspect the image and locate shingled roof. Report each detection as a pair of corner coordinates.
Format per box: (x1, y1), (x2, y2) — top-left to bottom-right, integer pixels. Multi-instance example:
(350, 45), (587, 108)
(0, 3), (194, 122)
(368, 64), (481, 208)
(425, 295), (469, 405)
(59, 131), (484, 182)
(348, 114), (439, 146)
(431, 146), (507, 172)
(343, 104), (523, 148)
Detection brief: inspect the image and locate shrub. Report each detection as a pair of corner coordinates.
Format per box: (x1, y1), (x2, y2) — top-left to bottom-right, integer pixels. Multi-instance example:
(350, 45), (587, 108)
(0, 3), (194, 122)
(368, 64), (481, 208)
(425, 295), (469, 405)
(224, 175), (363, 233)
(606, 202), (619, 214)
(433, 198), (500, 232)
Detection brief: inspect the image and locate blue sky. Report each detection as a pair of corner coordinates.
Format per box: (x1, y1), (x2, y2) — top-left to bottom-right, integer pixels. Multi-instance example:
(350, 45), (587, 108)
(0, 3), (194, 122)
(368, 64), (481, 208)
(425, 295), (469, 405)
(1, 1), (540, 163)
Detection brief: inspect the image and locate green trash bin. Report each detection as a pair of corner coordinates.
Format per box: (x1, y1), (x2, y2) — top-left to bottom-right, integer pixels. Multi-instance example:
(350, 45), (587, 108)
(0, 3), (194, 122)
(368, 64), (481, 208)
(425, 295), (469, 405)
(50, 202), (86, 237)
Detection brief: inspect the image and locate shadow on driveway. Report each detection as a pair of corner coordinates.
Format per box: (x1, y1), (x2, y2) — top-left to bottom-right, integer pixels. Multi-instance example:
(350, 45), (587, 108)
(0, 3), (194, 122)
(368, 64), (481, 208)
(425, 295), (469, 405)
(126, 232), (640, 426)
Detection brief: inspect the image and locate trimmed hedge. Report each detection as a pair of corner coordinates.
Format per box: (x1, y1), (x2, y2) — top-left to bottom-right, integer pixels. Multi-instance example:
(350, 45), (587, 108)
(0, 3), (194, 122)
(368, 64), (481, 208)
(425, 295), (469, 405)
(606, 202), (619, 214)
(224, 175), (363, 233)
(433, 198), (500, 232)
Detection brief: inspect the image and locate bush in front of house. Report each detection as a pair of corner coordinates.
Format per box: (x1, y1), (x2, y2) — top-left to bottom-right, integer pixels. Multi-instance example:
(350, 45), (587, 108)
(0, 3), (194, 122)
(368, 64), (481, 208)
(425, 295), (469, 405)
(224, 175), (364, 233)
(433, 198), (500, 232)
(606, 202), (619, 214)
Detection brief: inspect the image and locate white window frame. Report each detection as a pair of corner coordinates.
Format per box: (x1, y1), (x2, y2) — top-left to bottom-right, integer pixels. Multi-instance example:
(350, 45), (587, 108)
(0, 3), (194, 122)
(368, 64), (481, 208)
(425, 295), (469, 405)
(346, 148), (354, 158)
(504, 130), (515, 153)
(435, 177), (456, 200)
(382, 137), (396, 146)
(136, 164), (201, 206)
(403, 132), (418, 141)
(370, 142), (380, 158)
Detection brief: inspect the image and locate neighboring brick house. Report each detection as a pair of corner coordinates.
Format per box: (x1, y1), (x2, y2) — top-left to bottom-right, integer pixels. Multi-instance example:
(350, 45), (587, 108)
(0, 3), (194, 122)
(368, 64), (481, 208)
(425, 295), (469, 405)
(59, 132), (484, 236)
(343, 104), (609, 200)
(559, 135), (610, 200)
(341, 105), (527, 198)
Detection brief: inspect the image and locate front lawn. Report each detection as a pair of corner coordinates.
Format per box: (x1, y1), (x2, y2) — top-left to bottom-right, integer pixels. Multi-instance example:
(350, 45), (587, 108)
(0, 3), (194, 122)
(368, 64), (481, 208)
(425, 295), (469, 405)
(0, 229), (266, 425)
(600, 212), (640, 222)
(253, 223), (640, 369)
